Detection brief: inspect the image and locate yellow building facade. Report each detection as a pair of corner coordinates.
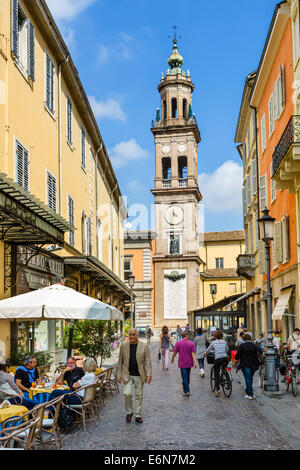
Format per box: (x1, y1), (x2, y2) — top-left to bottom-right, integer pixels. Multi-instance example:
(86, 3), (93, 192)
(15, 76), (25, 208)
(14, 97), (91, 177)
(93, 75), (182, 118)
(0, 0), (130, 361)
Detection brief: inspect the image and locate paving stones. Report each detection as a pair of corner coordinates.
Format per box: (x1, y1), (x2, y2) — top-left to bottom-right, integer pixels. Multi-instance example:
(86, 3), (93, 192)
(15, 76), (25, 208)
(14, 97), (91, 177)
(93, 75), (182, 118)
(61, 340), (291, 450)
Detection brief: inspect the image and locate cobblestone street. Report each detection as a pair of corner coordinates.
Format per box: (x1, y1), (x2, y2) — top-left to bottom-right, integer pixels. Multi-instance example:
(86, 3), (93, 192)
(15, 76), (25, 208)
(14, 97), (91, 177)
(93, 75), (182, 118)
(61, 340), (291, 450)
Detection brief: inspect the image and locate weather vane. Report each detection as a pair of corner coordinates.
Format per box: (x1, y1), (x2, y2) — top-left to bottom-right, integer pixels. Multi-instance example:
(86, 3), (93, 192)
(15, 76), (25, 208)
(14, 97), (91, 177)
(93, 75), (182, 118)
(169, 25), (182, 43)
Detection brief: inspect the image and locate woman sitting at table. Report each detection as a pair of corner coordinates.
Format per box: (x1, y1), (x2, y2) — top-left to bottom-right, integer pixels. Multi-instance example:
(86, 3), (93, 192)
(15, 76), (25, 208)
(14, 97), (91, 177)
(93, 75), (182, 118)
(50, 357), (96, 404)
(0, 362), (36, 410)
(14, 355), (40, 398)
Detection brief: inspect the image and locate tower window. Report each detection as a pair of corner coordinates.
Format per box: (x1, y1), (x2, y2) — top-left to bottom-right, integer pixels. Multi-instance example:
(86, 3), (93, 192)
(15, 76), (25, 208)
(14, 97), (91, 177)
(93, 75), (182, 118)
(178, 156), (187, 179)
(163, 100), (167, 120)
(171, 98), (177, 118)
(162, 157), (171, 180)
(183, 99), (187, 119)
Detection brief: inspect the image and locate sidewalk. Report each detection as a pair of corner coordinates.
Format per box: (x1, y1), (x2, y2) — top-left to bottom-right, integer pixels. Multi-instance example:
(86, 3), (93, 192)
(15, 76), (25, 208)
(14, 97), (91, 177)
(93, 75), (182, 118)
(233, 368), (300, 450)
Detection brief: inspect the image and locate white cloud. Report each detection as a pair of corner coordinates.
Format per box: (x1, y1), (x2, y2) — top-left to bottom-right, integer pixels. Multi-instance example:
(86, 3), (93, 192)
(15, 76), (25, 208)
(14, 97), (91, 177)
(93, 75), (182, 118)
(109, 139), (150, 169)
(88, 96), (127, 122)
(47, 0), (97, 21)
(127, 179), (144, 192)
(97, 32), (134, 64)
(198, 161), (243, 213)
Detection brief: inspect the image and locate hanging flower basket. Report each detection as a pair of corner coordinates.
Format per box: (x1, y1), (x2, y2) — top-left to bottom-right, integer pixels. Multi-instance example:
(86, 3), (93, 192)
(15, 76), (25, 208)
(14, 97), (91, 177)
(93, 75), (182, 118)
(164, 270), (186, 282)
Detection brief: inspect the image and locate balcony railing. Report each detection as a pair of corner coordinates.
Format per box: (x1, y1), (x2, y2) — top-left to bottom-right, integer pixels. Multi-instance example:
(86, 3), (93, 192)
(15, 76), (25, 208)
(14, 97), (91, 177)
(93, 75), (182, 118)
(151, 116), (197, 129)
(272, 115), (300, 177)
(237, 254), (255, 280)
(178, 178), (188, 187)
(162, 179), (171, 188)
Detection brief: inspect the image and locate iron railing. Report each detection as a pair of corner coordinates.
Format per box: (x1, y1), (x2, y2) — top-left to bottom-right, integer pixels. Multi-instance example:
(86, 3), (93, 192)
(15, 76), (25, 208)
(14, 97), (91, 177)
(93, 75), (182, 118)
(237, 254), (255, 280)
(272, 115), (300, 177)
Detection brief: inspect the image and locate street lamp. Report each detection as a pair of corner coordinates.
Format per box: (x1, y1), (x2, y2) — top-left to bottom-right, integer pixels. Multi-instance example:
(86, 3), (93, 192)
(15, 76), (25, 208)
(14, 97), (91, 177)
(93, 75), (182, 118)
(258, 208), (279, 393)
(128, 273), (135, 329)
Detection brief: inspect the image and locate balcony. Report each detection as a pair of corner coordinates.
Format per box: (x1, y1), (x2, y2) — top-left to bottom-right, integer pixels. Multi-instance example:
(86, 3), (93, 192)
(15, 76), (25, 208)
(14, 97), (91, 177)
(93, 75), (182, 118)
(178, 178), (188, 188)
(237, 254), (255, 280)
(162, 179), (171, 188)
(151, 116), (197, 129)
(272, 116), (300, 192)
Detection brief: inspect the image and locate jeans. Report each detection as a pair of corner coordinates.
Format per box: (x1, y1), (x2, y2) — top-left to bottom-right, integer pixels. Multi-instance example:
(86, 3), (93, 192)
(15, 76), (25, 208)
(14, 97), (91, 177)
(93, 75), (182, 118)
(8, 396), (37, 410)
(180, 368), (191, 393)
(197, 358), (204, 370)
(242, 366), (258, 397)
(214, 358), (228, 391)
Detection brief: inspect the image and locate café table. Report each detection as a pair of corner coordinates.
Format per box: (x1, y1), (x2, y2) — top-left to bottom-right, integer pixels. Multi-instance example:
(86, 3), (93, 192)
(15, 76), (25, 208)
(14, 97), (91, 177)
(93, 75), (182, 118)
(29, 384), (70, 404)
(95, 368), (103, 376)
(0, 405), (28, 431)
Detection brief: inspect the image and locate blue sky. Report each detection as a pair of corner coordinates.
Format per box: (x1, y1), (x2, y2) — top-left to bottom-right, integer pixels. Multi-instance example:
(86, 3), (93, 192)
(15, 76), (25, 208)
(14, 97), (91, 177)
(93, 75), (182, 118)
(47, 0), (277, 232)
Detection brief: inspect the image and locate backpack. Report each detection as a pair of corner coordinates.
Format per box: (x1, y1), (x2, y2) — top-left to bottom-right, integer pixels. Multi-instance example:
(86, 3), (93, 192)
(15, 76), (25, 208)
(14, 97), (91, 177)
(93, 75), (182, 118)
(57, 401), (74, 428)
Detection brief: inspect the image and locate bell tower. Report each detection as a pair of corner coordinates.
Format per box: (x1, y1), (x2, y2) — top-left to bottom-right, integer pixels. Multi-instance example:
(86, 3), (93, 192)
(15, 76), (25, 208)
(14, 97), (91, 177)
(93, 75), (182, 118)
(151, 36), (202, 332)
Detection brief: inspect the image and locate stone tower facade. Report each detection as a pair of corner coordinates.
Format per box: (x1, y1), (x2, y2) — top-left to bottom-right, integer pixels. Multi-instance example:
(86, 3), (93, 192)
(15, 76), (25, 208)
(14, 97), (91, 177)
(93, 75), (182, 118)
(151, 37), (202, 332)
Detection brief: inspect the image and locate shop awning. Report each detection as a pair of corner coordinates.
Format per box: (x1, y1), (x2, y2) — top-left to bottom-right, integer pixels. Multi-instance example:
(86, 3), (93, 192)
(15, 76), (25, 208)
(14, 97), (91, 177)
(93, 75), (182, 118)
(0, 173), (73, 244)
(223, 287), (261, 311)
(63, 255), (132, 302)
(272, 287), (293, 320)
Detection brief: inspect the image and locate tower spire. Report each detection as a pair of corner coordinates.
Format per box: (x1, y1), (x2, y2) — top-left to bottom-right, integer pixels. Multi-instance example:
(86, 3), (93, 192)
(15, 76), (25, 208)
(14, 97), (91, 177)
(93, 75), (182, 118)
(168, 25), (184, 73)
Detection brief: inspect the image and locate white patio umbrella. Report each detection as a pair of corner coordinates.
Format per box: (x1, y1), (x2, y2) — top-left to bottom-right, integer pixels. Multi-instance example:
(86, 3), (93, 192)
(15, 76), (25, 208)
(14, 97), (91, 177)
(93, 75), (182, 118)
(0, 283), (123, 321)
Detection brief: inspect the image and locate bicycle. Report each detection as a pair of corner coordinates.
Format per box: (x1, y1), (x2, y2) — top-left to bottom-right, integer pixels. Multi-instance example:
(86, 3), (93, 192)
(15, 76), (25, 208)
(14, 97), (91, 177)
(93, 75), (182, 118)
(210, 362), (232, 398)
(284, 353), (299, 397)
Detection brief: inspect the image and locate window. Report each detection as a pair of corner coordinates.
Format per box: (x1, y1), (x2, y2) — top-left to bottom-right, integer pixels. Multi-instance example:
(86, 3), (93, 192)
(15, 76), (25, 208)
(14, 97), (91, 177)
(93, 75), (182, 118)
(67, 95), (72, 145)
(162, 157), (171, 180)
(259, 174), (267, 210)
(270, 163), (276, 203)
(169, 231), (181, 254)
(261, 115), (266, 153)
(11, 0), (35, 80)
(229, 283), (237, 294)
(171, 98), (177, 118)
(124, 260), (132, 281)
(252, 158), (257, 195)
(178, 156), (187, 179)
(81, 128), (86, 169)
(15, 139), (29, 190)
(45, 51), (55, 114)
(68, 195), (74, 247)
(47, 171), (56, 212)
(163, 100), (167, 120)
(282, 214), (290, 263)
(269, 94), (274, 136)
(210, 284), (217, 295)
(183, 99), (187, 119)
(215, 258), (224, 269)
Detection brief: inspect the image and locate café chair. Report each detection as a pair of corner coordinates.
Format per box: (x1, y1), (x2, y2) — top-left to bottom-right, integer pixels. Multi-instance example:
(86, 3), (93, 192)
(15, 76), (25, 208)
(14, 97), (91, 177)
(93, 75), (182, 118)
(95, 372), (106, 411)
(103, 367), (114, 396)
(65, 384), (97, 432)
(108, 366), (120, 394)
(41, 395), (64, 449)
(0, 417), (40, 450)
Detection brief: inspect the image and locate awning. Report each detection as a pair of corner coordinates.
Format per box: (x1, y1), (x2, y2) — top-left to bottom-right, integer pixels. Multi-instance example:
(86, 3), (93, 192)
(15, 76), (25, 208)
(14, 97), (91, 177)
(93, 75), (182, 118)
(272, 287), (293, 320)
(223, 287), (261, 311)
(0, 173), (73, 244)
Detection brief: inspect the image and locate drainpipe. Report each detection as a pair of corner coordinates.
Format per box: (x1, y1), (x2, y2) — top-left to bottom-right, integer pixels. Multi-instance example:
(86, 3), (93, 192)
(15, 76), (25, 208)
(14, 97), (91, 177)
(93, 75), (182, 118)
(58, 54), (69, 216)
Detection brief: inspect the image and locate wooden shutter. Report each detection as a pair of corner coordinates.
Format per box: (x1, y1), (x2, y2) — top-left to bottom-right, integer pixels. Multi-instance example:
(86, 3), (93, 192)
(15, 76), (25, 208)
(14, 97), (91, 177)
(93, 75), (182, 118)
(252, 159), (257, 195)
(259, 174), (267, 211)
(250, 221), (253, 255)
(242, 186), (247, 216)
(258, 240), (266, 274)
(16, 141), (29, 190)
(47, 172), (56, 212)
(68, 195), (74, 246)
(81, 128), (86, 168)
(67, 97), (72, 144)
(274, 221), (282, 264)
(282, 215), (290, 263)
(27, 21), (35, 81)
(247, 174), (251, 207)
(45, 52), (55, 113)
(82, 211), (87, 254)
(280, 65), (286, 109)
(87, 217), (92, 255)
(11, 0), (19, 57)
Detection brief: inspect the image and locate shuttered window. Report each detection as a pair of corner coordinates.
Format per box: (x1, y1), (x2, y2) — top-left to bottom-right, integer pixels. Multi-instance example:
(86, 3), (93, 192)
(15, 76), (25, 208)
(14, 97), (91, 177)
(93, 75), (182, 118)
(259, 174), (267, 211)
(11, 1), (35, 80)
(81, 128), (86, 169)
(258, 240), (266, 274)
(67, 96), (72, 145)
(68, 195), (74, 247)
(261, 115), (266, 153)
(282, 215), (290, 263)
(252, 158), (257, 195)
(274, 221), (283, 265)
(47, 171), (56, 212)
(269, 94), (274, 136)
(45, 52), (55, 114)
(242, 144), (246, 168)
(15, 140), (29, 190)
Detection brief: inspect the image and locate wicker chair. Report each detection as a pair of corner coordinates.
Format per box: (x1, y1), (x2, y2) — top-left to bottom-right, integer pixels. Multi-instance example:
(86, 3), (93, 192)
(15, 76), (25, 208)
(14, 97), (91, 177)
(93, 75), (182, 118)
(0, 417), (40, 450)
(40, 395), (64, 449)
(65, 384), (97, 431)
(108, 366), (120, 394)
(95, 372), (106, 411)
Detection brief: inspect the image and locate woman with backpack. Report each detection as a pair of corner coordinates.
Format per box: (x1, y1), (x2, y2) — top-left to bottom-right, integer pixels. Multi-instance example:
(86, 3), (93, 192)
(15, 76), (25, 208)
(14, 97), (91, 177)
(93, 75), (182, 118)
(159, 326), (171, 370)
(194, 328), (206, 377)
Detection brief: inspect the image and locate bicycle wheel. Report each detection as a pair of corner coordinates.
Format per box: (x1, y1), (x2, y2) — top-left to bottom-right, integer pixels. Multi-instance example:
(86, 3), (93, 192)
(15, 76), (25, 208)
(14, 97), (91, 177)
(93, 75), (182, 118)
(292, 368), (298, 397)
(221, 370), (232, 398)
(259, 365), (265, 389)
(210, 366), (216, 392)
(284, 367), (291, 392)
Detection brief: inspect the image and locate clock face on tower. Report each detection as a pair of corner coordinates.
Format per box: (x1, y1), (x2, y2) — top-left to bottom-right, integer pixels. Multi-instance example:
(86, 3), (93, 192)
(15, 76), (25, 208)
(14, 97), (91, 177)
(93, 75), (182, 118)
(164, 205), (184, 225)
(162, 145), (170, 154)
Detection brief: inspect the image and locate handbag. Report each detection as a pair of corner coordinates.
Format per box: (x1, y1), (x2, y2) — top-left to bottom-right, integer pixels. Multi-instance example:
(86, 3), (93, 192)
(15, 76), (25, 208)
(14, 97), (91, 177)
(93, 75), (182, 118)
(58, 404), (74, 428)
(206, 351), (215, 365)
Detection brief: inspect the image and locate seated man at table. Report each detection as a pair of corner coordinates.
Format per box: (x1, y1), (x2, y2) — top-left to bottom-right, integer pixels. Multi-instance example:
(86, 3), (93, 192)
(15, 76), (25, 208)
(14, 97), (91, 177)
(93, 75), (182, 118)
(50, 357), (96, 404)
(56, 357), (85, 388)
(14, 355), (40, 398)
(0, 362), (36, 410)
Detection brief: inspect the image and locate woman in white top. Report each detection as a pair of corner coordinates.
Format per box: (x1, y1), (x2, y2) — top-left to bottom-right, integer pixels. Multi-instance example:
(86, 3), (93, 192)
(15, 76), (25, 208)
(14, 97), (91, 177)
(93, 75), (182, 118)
(50, 357), (97, 403)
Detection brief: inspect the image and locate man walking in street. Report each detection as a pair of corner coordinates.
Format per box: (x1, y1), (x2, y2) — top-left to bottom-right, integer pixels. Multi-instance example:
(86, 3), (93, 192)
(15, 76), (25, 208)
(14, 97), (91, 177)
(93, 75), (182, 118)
(117, 329), (152, 424)
(171, 331), (197, 396)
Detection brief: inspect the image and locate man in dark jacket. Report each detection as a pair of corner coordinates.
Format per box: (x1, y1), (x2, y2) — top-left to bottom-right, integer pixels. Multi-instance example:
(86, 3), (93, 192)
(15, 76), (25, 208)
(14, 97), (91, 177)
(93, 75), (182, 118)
(234, 334), (260, 400)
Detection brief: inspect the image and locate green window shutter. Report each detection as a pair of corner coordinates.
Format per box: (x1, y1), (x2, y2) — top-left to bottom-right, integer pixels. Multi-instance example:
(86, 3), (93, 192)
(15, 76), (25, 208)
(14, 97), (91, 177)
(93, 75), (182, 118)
(11, 0), (19, 57)
(27, 21), (35, 81)
(274, 221), (282, 264)
(258, 240), (266, 274)
(282, 215), (290, 263)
